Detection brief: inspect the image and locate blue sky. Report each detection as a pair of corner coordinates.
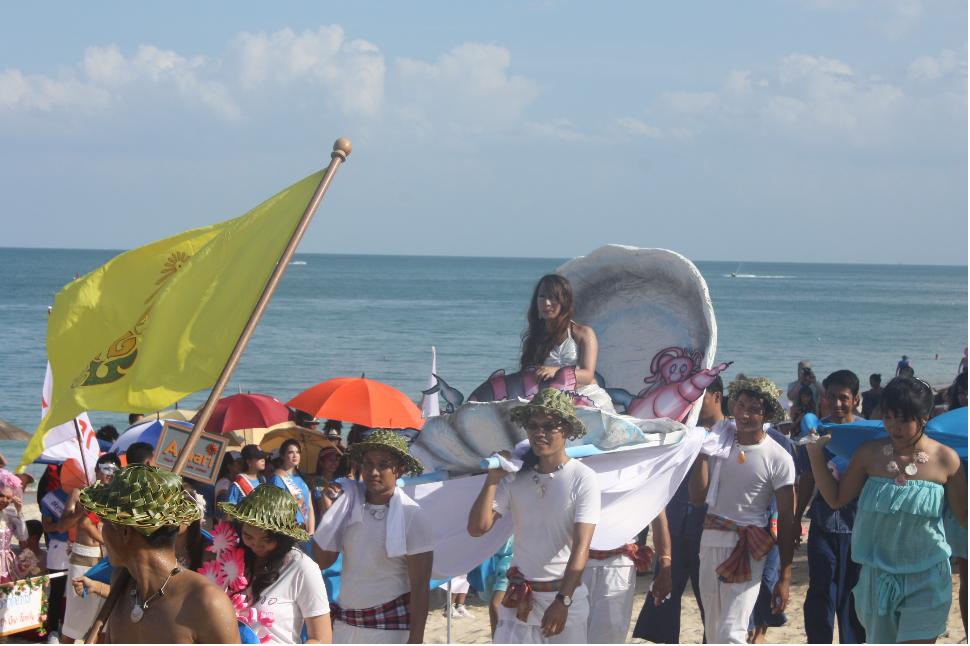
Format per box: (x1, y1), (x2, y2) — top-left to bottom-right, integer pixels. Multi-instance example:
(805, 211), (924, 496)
(1, 1), (966, 264)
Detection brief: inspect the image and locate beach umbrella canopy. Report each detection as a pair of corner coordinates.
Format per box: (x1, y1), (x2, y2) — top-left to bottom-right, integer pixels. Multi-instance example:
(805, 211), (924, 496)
(288, 377), (424, 430)
(109, 418), (190, 454)
(259, 424), (341, 473)
(150, 408), (198, 423)
(202, 394), (291, 435)
(0, 419), (31, 441)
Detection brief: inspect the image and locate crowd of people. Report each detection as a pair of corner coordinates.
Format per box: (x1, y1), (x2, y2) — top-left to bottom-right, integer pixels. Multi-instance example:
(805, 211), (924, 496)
(12, 273), (967, 644)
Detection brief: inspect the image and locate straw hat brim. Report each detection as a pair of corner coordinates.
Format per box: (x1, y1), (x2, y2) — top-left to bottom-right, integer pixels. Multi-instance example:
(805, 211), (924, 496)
(509, 403), (587, 439)
(217, 502), (310, 541)
(80, 483), (201, 536)
(346, 440), (424, 476)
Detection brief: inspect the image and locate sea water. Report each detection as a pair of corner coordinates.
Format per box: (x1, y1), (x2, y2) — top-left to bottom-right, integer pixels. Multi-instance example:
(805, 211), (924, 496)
(0, 248), (966, 468)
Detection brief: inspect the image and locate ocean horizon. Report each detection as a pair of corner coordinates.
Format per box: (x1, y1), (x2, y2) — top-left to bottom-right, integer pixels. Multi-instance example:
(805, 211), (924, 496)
(1, 246), (966, 470)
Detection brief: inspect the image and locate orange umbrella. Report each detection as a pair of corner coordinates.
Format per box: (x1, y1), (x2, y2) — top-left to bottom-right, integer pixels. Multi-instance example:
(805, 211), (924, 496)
(59, 458), (90, 494)
(288, 377), (424, 430)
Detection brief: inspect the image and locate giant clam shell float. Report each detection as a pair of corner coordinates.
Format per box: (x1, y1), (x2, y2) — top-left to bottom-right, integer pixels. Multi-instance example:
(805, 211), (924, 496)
(559, 244), (719, 429)
(410, 244), (720, 476)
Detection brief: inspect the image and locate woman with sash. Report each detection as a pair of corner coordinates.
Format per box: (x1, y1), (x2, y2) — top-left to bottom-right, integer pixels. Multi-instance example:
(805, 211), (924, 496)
(271, 439), (315, 534)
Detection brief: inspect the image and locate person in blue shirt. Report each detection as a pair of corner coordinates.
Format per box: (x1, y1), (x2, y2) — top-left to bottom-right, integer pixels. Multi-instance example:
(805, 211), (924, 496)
(227, 444), (269, 506)
(270, 439), (314, 534)
(794, 369), (866, 644)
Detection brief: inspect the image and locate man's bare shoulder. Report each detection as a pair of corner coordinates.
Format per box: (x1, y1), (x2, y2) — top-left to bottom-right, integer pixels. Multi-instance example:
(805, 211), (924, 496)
(181, 570), (240, 643)
(182, 569), (233, 609)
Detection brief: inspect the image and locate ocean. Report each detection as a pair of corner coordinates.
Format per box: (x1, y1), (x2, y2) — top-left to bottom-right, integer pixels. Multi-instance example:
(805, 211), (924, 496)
(0, 247), (966, 470)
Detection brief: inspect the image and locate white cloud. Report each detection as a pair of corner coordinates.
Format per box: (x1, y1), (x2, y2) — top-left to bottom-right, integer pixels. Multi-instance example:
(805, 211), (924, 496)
(724, 69), (753, 94)
(525, 118), (589, 141)
(615, 117), (664, 138)
(231, 26), (385, 118)
(907, 48), (966, 81)
(766, 54), (902, 133)
(0, 43), (241, 120)
(394, 43), (538, 133)
(0, 69), (109, 112)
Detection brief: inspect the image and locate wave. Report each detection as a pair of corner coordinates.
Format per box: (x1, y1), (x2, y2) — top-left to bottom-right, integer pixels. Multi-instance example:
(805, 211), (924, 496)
(725, 273), (792, 279)
(290, 261), (307, 266)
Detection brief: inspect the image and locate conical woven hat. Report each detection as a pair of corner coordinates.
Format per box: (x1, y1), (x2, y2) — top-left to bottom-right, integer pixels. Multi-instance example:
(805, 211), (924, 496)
(346, 429), (424, 476)
(218, 484), (310, 541)
(510, 388), (587, 439)
(79, 465), (201, 536)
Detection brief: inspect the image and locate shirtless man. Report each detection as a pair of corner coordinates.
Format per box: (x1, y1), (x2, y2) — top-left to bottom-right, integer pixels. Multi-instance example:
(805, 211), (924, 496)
(79, 465), (238, 644)
(60, 454), (120, 643)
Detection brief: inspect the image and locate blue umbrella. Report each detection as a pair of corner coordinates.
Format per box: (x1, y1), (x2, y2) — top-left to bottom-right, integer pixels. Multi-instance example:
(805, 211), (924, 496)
(108, 418), (192, 454)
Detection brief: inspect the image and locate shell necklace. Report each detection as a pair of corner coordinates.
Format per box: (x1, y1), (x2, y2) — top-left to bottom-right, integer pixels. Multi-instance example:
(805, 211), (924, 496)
(883, 443), (929, 485)
(734, 429), (766, 464)
(364, 502), (388, 521)
(532, 462), (566, 498)
(130, 567), (181, 623)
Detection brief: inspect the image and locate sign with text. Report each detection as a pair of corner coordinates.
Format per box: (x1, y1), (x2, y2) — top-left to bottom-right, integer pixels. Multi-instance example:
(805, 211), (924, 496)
(155, 421), (227, 485)
(0, 575), (49, 636)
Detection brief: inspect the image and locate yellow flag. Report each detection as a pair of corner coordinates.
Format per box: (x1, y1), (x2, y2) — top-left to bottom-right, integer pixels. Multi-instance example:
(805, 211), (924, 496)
(23, 170), (324, 469)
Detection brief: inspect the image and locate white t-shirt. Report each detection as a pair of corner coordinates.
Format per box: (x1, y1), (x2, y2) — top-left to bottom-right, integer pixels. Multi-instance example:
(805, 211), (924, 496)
(706, 433), (795, 528)
(336, 502), (433, 610)
(493, 458), (600, 581)
(250, 548), (330, 644)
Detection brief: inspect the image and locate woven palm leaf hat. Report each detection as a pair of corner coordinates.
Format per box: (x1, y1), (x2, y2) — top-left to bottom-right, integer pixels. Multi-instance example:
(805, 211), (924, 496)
(346, 429), (424, 476)
(510, 388), (587, 440)
(79, 464), (201, 536)
(728, 376), (785, 422)
(218, 484), (310, 541)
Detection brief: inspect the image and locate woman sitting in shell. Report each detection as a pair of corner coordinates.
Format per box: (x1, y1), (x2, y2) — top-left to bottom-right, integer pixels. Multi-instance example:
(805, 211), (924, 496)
(220, 484), (332, 644)
(522, 274), (615, 412)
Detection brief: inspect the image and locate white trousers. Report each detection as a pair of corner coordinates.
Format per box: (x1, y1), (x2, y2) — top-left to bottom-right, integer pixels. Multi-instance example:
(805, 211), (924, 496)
(582, 557), (636, 643)
(493, 587), (589, 644)
(332, 619), (408, 643)
(699, 530), (765, 644)
(62, 560), (105, 640)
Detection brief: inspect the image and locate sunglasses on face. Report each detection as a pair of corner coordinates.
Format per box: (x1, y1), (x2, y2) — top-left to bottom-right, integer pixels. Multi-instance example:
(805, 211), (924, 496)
(98, 464), (119, 475)
(524, 421), (564, 434)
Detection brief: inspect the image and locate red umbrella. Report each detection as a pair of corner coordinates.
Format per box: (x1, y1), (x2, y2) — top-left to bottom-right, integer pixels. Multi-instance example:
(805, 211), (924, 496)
(288, 377), (424, 429)
(203, 393), (293, 435)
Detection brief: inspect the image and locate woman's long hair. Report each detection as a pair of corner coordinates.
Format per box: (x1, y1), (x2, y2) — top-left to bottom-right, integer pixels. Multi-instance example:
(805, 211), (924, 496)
(520, 274), (575, 369)
(241, 529), (297, 604)
(278, 439), (306, 482)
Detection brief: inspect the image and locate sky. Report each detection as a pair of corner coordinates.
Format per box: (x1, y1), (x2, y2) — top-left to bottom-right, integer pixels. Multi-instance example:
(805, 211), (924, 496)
(0, 1), (966, 264)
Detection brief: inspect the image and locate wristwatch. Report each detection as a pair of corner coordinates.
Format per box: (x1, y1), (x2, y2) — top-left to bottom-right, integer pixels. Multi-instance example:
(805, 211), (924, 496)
(555, 592), (572, 607)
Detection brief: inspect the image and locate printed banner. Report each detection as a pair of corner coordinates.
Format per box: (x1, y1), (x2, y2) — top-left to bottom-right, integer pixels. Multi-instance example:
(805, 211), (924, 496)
(0, 575), (50, 637)
(155, 421), (228, 484)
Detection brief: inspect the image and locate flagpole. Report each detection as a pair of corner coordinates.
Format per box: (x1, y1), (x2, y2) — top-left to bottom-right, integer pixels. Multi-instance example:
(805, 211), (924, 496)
(72, 418), (92, 486)
(172, 138), (352, 475)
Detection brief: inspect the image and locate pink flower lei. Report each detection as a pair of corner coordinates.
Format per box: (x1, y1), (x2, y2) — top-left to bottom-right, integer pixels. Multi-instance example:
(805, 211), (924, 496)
(197, 521), (272, 639)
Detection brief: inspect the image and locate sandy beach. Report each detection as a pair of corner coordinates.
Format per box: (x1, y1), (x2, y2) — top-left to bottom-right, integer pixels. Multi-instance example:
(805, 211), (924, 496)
(13, 492), (966, 644)
(423, 524), (968, 644)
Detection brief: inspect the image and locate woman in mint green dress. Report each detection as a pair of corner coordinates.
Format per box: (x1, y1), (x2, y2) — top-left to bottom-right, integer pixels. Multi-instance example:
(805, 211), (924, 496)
(806, 377), (967, 643)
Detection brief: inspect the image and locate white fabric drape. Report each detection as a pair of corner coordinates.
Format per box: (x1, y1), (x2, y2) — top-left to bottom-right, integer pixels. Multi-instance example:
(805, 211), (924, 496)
(404, 428), (704, 579)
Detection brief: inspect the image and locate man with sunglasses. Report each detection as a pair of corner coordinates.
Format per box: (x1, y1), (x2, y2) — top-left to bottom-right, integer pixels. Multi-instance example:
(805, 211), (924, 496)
(60, 453), (121, 643)
(468, 389), (599, 643)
